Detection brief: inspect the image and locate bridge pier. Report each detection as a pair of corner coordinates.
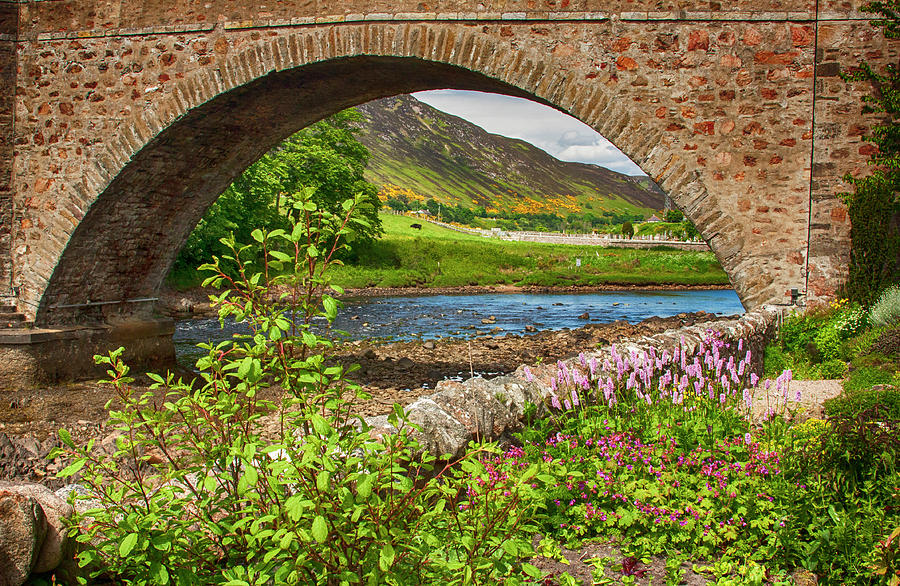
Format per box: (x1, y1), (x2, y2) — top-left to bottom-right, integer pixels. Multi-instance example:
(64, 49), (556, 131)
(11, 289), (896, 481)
(0, 318), (175, 389)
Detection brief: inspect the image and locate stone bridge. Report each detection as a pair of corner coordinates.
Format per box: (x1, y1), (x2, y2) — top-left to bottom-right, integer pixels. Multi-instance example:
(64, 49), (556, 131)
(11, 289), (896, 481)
(0, 0), (892, 381)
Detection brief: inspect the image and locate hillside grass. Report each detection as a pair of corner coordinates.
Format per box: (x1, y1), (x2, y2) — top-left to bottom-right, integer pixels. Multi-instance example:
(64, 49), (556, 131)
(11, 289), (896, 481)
(327, 213), (729, 289)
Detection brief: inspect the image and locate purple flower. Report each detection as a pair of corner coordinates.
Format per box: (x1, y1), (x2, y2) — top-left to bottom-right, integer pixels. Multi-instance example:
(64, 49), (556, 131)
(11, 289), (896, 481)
(524, 366), (534, 381)
(551, 393), (561, 410)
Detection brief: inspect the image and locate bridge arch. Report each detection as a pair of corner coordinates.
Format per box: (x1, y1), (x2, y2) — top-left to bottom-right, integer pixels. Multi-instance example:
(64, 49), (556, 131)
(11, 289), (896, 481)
(20, 21), (810, 326)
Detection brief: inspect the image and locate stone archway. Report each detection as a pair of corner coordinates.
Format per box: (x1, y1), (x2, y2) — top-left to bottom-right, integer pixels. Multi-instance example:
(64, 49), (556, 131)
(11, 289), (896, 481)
(10, 20), (827, 326)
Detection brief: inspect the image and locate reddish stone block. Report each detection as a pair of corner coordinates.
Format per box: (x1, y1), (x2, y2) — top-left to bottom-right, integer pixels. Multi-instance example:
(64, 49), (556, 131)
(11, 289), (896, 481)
(612, 36), (632, 52)
(760, 88), (777, 99)
(719, 119), (735, 134)
(743, 121), (763, 135)
(616, 56), (638, 71)
(791, 26), (814, 47)
(719, 54), (742, 68)
(693, 121), (714, 135)
(743, 27), (763, 47)
(687, 30), (709, 52)
(655, 106), (667, 118)
(754, 51), (798, 65)
(859, 143), (877, 156)
(770, 155), (783, 164)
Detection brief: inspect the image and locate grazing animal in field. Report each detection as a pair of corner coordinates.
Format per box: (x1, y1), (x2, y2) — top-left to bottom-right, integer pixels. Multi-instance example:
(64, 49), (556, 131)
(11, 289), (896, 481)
(410, 223), (423, 230)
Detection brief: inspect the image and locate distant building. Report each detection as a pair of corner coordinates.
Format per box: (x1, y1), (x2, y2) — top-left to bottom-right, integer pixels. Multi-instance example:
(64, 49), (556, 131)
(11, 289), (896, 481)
(646, 214), (664, 223)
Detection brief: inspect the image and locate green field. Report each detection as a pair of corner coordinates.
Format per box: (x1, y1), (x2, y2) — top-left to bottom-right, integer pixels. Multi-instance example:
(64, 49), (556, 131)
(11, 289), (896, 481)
(326, 213), (729, 289)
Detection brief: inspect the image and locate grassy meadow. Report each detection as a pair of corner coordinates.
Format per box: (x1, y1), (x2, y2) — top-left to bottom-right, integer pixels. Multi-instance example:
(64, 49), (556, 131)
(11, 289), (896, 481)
(327, 213), (729, 289)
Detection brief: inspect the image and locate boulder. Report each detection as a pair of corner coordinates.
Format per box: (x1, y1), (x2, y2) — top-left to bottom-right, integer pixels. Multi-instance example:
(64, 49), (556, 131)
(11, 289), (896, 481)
(0, 489), (47, 586)
(0, 483), (73, 574)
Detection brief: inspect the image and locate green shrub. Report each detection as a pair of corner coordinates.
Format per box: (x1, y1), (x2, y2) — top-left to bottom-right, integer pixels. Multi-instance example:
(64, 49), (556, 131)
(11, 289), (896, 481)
(779, 308), (830, 355)
(814, 322), (844, 361)
(764, 344), (792, 377)
(816, 358), (849, 380)
(870, 285), (900, 328)
(844, 326), (888, 360)
(55, 192), (541, 585)
(842, 366), (899, 394)
(826, 383), (900, 420)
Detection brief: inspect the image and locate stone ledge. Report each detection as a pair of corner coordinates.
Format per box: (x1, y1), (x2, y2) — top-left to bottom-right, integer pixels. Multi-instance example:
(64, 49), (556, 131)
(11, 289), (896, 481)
(0, 319), (176, 389)
(27, 10), (875, 39)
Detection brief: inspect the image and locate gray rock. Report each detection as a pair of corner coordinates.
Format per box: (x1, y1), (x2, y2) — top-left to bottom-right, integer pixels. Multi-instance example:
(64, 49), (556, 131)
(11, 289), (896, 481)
(0, 482), (74, 573)
(0, 489), (47, 586)
(405, 398), (472, 459)
(422, 340), (435, 350)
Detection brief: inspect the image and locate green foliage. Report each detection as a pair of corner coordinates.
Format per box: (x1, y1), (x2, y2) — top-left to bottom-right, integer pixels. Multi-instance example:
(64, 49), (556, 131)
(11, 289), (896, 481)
(665, 209), (684, 223)
(817, 358), (850, 379)
(840, 0), (900, 304)
(779, 308), (831, 356)
(171, 109), (382, 284)
(826, 382), (900, 419)
(620, 221), (634, 238)
(870, 285), (900, 327)
(814, 322), (844, 361)
(56, 192), (539, 585)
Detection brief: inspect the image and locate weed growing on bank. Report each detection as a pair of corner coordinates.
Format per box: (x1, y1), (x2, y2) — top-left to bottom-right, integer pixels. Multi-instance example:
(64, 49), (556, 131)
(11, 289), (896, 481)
(53, 192), (542, 585)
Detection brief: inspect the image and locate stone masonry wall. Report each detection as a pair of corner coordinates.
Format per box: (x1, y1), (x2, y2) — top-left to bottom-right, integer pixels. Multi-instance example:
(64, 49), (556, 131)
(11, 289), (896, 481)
(0, 2), (891, 324)
(0, 2), (16, 298)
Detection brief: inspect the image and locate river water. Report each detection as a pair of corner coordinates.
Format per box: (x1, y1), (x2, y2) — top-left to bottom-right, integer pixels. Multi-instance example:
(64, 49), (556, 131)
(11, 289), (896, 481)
(174, 289), (744, 366)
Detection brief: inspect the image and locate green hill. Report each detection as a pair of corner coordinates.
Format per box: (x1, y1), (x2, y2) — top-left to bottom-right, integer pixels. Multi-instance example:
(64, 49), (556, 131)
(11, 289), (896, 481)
(355, 94), (665, 218)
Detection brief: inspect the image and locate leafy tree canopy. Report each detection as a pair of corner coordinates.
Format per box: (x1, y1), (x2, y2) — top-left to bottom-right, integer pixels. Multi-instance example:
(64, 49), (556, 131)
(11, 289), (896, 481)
(173, 109), (381, 277)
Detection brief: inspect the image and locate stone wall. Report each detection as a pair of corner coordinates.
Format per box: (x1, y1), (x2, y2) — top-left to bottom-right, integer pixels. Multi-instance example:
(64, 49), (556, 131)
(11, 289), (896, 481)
(0, 2), (16, 299)
(0, 319), (175, 389)
(0, 1), (892, 324)
(373, 305), (780, 458)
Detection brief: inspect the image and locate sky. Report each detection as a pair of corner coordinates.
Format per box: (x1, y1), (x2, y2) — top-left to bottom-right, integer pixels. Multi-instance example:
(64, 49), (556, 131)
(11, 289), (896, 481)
(412, 89), (646, 176)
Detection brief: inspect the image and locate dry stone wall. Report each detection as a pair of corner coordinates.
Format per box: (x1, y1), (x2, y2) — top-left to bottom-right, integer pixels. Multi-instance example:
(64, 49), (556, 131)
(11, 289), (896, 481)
(0, 1), (892, 325)
(368, 305), (780, 459)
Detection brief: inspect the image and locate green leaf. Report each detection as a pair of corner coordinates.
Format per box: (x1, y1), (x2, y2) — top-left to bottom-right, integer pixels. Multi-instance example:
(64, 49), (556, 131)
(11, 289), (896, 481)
(357, 474), (374, 499)
(316, 470), (330, 492)
(58, 459), (86, 478)
(311, 516), (328, 542)
(119, 533), (138, 557)
(58, 428), (74, 448)
(379, 543), (395, 571)
(251, 228), (264, 243)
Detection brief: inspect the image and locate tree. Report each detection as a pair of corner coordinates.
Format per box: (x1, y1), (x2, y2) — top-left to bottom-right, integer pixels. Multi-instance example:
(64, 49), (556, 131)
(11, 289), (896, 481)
(665, 209), (684, 223)
(172, 109), (382, 281)
(682, 219), (701, 241)
(621, 221), (635, 238)
(841, 0), (900, 303)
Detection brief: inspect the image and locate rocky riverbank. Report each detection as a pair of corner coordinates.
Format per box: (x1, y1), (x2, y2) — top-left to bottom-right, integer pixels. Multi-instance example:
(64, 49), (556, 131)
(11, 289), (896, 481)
(0, 311), (725, 486)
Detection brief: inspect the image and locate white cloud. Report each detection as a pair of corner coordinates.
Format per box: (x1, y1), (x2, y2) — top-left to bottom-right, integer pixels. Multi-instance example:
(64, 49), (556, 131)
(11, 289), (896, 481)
(412, 90), (646, 176)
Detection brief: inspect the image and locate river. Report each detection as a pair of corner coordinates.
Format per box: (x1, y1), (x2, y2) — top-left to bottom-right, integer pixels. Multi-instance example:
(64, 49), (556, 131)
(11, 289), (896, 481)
(174, 289), (744, 367)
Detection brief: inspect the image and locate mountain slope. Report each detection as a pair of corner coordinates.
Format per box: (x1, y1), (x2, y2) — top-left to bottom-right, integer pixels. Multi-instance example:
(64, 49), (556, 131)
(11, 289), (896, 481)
(355, 94), (665, 217)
